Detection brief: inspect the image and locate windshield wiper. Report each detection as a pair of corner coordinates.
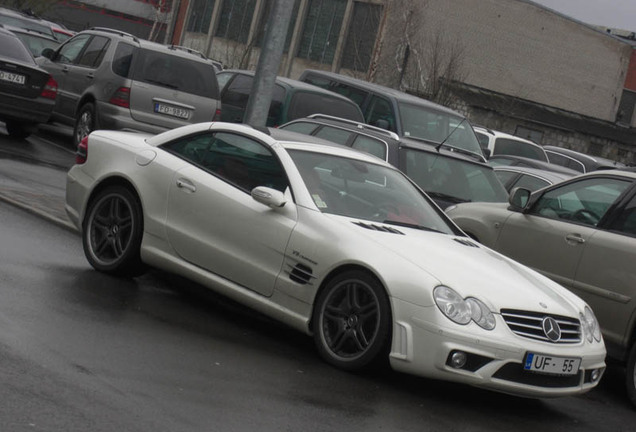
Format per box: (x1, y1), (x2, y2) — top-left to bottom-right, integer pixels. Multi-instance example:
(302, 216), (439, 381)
(382, 220), (446, 233)
(425, 192), (470, 204)
(144, 78), (179, 89)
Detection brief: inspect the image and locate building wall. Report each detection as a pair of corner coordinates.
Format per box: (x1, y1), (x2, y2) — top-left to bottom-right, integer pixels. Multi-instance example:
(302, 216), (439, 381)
(375, 0), (632, 124)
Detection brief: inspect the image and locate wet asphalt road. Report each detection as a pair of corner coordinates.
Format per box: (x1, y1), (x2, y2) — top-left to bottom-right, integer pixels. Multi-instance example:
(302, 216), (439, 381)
(0, 124), (635, 431)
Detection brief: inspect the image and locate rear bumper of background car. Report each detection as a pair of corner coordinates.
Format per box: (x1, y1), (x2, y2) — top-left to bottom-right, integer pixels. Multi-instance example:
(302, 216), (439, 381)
(0, 92), (54, 124)
(389, 298), (606, 398)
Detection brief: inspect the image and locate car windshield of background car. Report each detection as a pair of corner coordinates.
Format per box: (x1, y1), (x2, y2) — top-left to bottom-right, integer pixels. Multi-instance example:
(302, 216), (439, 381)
(287, 149), (455, 234)
(404, 150), (509, 204)
(0, 15), (54, 37)
(398, 102), (483, 156)
(493, 138), (548, 161)
(13, 32), (59, 57)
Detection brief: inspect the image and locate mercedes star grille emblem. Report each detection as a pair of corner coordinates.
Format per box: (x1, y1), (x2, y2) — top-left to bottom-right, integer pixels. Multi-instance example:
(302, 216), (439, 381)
(542, 316), (561, 342)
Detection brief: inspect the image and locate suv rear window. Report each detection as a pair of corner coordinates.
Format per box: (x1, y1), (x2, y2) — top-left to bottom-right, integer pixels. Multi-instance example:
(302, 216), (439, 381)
(288, 91), (362, 122)
(133, 49), (220, 98)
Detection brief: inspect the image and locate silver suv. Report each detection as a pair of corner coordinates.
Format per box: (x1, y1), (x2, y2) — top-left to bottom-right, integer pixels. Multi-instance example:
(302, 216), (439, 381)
(37, 27), (221, 147)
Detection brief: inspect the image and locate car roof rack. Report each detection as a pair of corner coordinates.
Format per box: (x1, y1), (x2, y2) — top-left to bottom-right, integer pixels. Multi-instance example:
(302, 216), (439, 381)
(306, 114), (400, 141)
(168, 45), (207, 59)
(89, 27), (139, 43)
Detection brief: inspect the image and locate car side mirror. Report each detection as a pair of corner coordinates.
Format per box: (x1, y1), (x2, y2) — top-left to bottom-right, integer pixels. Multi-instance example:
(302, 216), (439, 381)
(40, 48), (55, 60)
(251, 186), (287, 208)
(508, 187), (531, 211)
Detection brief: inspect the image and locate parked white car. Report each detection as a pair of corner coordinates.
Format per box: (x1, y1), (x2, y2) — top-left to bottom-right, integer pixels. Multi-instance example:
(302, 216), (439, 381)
(474, 126), (548, 162)
(66, 122), (605, 398)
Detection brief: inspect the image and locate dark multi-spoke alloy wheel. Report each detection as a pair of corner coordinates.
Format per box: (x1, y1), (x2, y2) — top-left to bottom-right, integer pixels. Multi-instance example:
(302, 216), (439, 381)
(313, 270), (391, 371)
(74, 102), (96, 148)
(626, 342), (636, 407)
(82, 186), (144, 276)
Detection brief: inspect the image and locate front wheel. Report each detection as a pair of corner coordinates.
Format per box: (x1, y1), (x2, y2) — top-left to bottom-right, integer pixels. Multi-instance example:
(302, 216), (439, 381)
(626, 342), (636, 407)
(312, 270), (391, 371)
(74, 102), (97, 148)
(82, 186), (144, 276)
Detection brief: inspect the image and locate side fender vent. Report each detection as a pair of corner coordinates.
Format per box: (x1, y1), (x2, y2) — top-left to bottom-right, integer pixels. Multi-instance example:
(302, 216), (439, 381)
(288, 263), (314, 285)
(453, 237), (480, 248)
(352, 221), (405, 235)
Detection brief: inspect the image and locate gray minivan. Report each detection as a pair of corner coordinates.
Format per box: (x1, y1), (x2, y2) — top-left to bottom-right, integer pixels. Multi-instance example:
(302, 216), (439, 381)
(299, 69), (485, 161)
(38, 28), (222, 147)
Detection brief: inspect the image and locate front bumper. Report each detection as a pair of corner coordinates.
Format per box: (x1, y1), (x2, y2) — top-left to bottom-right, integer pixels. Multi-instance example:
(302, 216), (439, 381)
(389, 298), (606, 398)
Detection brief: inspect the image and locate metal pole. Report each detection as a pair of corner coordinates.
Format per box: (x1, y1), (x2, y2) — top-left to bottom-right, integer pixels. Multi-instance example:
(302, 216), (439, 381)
(243, 0), (295, 126)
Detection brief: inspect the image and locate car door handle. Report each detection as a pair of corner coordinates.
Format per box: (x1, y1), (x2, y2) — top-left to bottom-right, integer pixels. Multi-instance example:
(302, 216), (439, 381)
(86, 73), (94, 79)
(565, 233), (585, 245)
(176, 178), (196, 193)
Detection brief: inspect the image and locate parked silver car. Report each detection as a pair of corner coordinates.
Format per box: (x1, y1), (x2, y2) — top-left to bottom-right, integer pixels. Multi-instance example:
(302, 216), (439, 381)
(37, 27), (221, 147)
(446, 169), (636, 406)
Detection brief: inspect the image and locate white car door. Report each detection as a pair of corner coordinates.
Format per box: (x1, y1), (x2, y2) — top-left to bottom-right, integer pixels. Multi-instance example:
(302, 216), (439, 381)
(163, 131), (297, 297)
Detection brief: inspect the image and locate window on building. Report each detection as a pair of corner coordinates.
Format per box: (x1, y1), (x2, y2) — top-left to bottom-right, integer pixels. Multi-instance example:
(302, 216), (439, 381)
(341, 2), (382, 72)
(514, 126), (543, 144)
(187, 0), (216, 34)
(215, 0), (257, 43)
(254, 0), (300, 52)
(616, 89), (636, 126)
(297, 0), (347, 64)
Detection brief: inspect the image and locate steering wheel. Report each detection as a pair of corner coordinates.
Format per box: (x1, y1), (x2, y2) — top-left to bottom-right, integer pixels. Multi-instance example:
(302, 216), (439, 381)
(571, 208), (600, 225)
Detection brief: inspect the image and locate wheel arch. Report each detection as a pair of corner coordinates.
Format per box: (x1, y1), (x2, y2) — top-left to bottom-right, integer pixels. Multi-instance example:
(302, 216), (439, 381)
(308, 263), (392, 334)
(75, 93), (97, 118)
(84, 175), (144, 227)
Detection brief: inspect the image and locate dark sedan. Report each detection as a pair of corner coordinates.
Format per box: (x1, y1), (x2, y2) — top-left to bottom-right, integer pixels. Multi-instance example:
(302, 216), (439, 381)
(0, 26), (57, 138)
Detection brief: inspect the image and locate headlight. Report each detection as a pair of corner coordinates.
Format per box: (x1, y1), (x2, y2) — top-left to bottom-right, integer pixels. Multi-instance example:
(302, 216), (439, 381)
(434, 286), (496, 330)
(580, 306), (602, 343)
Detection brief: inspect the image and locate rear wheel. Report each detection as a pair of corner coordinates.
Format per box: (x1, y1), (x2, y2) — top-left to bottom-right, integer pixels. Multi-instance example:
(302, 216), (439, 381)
(626, 342), (636, 407)
(82, 185), (144, 276)
(5, 121), (35, 139)
(312, 270), (391, 371)
(74, 102), (97, 148)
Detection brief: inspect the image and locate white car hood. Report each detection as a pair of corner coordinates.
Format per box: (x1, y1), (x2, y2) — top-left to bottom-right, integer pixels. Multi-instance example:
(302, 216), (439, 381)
(342, 218), (582, 316)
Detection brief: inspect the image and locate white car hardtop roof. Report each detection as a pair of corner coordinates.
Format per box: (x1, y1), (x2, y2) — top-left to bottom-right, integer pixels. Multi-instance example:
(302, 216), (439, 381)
(145, 122), (392, 166)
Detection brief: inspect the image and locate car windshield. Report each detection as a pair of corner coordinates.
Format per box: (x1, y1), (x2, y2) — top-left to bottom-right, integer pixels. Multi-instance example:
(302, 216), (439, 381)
(403, 149), (509, 206)
(13, 32), (59, 57)
(287, 149), (456, 234)
(398, 102), (483, 156)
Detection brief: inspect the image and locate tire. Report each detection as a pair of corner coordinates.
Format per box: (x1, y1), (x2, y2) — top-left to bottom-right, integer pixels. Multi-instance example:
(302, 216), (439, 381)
(74, 102), (97, 148)
(626, 341), (636, 407)
(312, 270), (392, 371)
(5, 121), (34, 139)
(82, 185), (144, 277)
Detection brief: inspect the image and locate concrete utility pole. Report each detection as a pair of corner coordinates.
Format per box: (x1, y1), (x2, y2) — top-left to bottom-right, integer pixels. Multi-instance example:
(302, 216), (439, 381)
(243, 0), (295, 126)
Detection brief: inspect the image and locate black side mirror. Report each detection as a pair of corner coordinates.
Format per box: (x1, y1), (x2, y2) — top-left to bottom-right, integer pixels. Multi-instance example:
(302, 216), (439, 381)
(508, 187), (531, 211)
(40, 48), (55, 60)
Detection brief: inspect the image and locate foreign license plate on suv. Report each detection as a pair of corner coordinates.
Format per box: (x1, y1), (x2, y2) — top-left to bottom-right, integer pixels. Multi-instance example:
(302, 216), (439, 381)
(524, 352), (581, 375)
(154, 103), (190, 119)
(0, 70), (25, 85)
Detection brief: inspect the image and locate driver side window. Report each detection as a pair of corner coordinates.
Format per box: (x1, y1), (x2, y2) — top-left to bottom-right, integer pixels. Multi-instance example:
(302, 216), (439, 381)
(56, 34), (91, 64)
(531, 177), (630, 226)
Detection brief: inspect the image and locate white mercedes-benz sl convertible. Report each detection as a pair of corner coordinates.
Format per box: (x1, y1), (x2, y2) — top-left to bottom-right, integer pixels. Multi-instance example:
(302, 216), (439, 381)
(65, 122), (605, 397)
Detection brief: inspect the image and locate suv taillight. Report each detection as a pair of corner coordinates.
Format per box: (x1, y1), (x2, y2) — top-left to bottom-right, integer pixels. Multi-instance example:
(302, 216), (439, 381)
(213, 108), (221, 121)
(109, 87), (131, 108)
(76, 136), (88, 164)
(41, 76), (57, 99)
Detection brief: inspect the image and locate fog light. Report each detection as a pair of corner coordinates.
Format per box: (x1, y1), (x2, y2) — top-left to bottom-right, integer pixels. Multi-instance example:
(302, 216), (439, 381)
(590, 369), (601, 382)
(450, 351), (467, 369)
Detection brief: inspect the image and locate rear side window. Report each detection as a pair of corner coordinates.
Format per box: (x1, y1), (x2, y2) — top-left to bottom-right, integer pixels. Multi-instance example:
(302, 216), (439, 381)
(288, 91), (363, 122)
(77, 36), (109, 68)
(493, 138), (547, 161)
(0, 32), (34, 63)
(222, 74), (252, 109)
(314, 126), (354, 145)
(112, 42), (135, 78)
(134, 49), (220, 98)
(351, 135), (388, 160)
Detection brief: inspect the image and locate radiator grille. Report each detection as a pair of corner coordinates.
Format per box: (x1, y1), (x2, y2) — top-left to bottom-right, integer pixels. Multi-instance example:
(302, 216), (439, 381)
(501, 309), (581, 344)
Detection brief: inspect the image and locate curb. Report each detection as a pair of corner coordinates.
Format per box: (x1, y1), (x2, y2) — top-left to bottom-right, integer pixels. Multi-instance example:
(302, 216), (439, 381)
(0, 193), (78, 234)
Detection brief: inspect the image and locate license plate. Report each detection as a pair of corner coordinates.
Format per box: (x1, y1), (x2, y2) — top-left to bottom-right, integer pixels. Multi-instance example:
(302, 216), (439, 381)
(524, 352), (581, 375)
(154, 103), (190, 119)
(0, 70), (25, 85)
